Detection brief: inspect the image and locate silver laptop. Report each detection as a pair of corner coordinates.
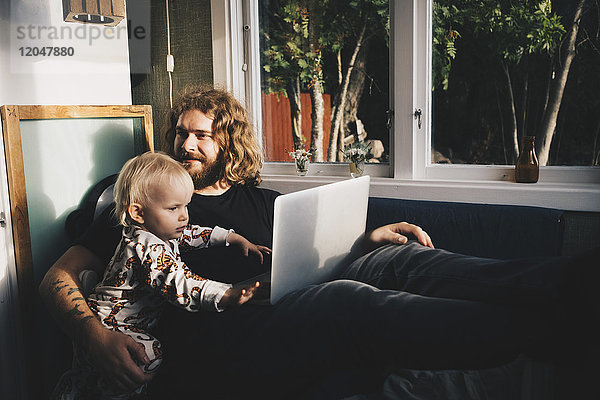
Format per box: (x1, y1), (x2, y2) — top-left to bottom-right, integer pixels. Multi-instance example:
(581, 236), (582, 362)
(239, 175), (370, 304)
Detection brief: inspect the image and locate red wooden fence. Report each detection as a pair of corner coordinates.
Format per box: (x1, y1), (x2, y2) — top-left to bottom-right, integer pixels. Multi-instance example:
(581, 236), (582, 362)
(261, 92), (331, 162)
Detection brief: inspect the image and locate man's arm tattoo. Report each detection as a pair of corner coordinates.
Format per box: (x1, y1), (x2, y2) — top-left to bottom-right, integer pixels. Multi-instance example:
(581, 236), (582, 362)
(66, 304), (84, 318)
(52, 281), (69, 294)
(50, 277), (95, 325)
(50, 280), (83, 301)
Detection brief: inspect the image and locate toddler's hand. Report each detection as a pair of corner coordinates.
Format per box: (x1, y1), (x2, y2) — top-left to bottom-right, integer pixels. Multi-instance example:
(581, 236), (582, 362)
(220, 282), (260, 309)
(227, 232), (272, 264)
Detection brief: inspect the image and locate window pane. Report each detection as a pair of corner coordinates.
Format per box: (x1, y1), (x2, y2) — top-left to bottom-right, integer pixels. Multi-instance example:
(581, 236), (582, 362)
(258, 0), (390, 165)
(432, 0), (600, 166)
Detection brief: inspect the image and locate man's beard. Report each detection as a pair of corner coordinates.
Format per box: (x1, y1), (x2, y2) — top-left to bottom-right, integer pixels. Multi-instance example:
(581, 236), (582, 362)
(179, 153), (226, 190)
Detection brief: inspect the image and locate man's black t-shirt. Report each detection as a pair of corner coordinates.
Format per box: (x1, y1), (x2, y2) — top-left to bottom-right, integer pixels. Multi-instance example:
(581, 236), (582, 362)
(79, 184), (280, 284)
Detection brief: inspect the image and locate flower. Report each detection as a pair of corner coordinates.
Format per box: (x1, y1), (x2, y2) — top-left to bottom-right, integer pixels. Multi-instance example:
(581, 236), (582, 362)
(343, 142), (371, 163)
(289, 146), (312, 175)
(288, 148), (312, 162)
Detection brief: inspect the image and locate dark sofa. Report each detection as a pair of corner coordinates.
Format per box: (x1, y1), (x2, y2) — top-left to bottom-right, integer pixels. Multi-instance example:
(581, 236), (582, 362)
(61, 186), (597, 399)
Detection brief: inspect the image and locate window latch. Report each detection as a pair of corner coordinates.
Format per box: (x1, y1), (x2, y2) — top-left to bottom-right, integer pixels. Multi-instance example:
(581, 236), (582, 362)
(414, 108), (422, 129)
(0, 211), (6, 228)
(385, 110), (393, 130)
(242, 25), (250, 72)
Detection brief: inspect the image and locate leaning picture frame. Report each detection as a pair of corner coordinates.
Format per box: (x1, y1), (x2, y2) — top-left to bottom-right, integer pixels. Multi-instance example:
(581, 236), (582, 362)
(0, 104), (153, 397)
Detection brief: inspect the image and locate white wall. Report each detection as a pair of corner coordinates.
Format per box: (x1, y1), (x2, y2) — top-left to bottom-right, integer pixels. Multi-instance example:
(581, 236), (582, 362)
(0, 0), (132, 105)
(0, 1), (133, 398)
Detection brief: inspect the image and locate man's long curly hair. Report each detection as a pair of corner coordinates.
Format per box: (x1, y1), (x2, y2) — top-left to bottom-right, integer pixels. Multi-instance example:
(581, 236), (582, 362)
(162, 85), (263, 186)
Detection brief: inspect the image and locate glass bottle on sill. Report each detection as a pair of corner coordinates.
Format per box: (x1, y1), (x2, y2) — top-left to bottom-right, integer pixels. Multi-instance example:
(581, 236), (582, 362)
(515, 136), (539, 183)
(349, 158), (365, 178)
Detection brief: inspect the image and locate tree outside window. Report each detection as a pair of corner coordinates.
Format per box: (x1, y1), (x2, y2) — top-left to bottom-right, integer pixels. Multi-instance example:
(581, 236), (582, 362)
(432, 0), (600, 166)
(259, 0), (390, 164)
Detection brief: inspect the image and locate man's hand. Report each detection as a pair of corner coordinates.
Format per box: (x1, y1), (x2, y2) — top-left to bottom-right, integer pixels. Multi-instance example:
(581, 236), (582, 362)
(364, 222), (434, 252)
(83, 325), (153, 393)
(227, 232), (272, 263)
(219, 282), (261, 309)
(40, 245), (153, 393)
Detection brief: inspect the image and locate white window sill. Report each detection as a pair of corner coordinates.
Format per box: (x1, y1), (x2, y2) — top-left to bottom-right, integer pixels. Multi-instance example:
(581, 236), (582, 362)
(259, 174), (600, 212)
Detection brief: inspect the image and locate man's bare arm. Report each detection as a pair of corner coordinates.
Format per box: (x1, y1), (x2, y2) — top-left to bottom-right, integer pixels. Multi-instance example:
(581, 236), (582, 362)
(39, 245), (152, 392)
(39, 245), (103, 341)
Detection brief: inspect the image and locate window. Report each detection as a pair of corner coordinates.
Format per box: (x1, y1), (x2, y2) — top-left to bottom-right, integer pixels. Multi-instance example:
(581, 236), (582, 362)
(427, 0), (600, 184)
(212, 0), (600, 211)
(218, 0), (391, 177)
(432, 0), (600, 168)
(257, 1), (390, 166)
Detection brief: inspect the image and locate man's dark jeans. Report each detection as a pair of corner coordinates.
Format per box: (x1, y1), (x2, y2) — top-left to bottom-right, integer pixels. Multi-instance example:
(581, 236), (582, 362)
(150, 242), (598, 398)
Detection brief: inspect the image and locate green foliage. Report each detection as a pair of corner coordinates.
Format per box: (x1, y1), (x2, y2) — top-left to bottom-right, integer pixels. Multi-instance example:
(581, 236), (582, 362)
(260, 0), (326, 96)
(260, 0), (389, 97)
(343, 141), (372, 162)
(432, 0), (566, 91)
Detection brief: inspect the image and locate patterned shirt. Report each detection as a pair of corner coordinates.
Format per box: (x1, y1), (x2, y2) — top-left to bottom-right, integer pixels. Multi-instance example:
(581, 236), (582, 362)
(87, 224), (232, 334)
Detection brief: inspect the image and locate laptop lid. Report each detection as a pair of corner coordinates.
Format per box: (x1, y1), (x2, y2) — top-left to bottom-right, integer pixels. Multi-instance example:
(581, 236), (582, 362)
(270, 175), (370, 304)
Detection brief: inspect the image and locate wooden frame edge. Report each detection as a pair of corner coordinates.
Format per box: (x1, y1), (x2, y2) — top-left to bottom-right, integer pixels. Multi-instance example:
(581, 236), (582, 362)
(1, 105), (33, 308)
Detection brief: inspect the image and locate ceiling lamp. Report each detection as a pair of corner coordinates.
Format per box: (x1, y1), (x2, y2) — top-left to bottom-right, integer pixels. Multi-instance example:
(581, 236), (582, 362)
(62, 0), (126, 27)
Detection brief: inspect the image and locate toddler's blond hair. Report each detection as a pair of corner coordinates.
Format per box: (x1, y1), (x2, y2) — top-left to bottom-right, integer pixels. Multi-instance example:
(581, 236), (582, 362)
(114, 151), (194, 226)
